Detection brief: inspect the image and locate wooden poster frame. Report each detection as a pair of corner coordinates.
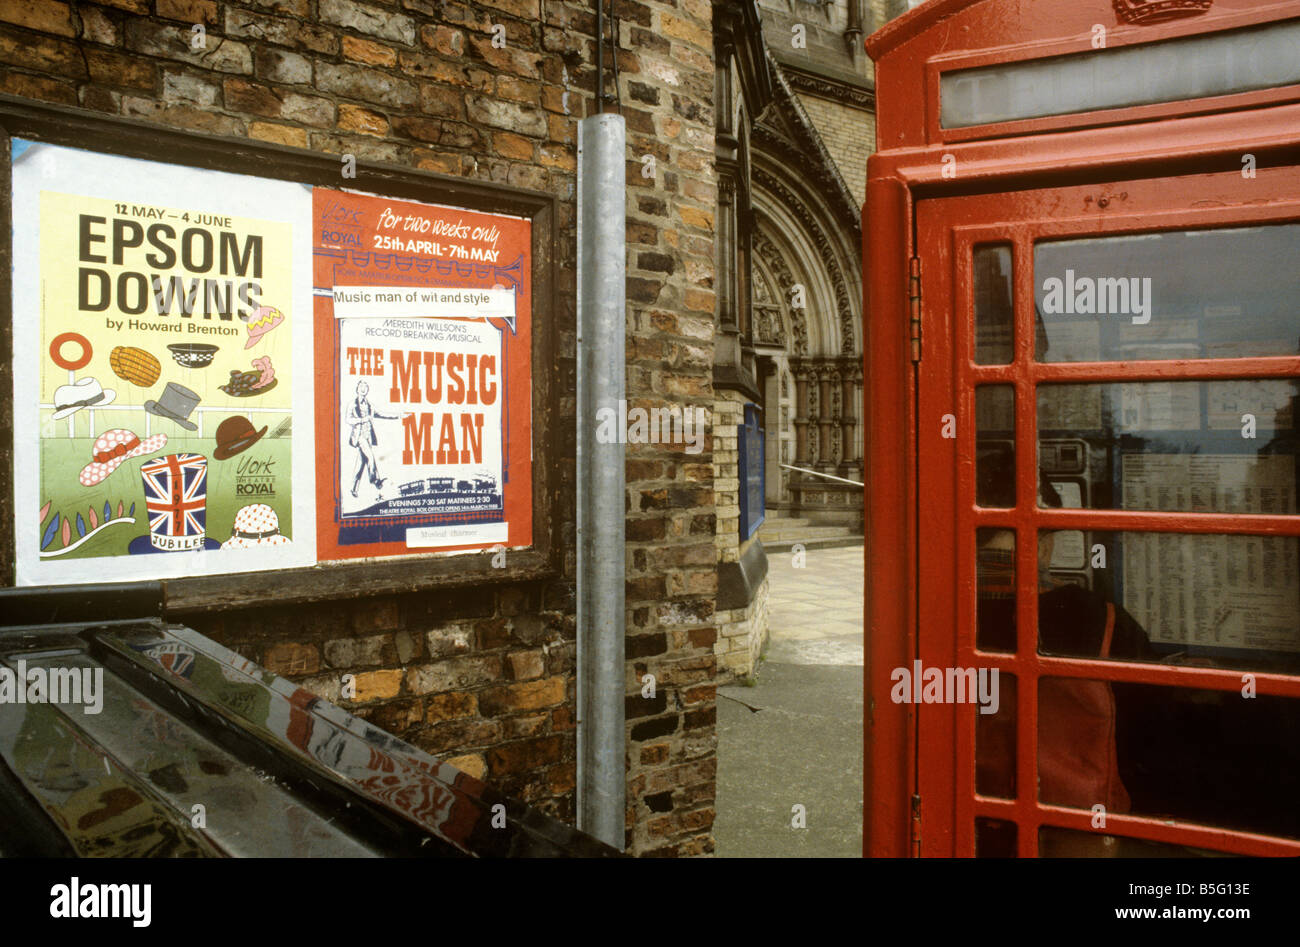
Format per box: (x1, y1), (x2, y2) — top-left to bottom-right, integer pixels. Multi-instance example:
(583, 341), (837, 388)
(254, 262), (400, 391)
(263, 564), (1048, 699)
(0, 96), (560, 614)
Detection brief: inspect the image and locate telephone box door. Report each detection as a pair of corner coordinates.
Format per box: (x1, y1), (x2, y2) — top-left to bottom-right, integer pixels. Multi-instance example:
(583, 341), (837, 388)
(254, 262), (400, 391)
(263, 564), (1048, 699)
(914, 163), (1300, 857)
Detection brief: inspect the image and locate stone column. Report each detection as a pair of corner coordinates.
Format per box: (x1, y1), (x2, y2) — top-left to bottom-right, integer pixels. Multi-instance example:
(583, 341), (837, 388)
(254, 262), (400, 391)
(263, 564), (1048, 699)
(793, 364), (810, 466)
(840, 363), (857, 468)
(818, 367), (834, 468)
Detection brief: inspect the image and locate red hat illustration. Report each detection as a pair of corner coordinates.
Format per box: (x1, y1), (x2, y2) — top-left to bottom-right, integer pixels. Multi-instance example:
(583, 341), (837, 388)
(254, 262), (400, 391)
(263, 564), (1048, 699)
(78, 429), (167, 487)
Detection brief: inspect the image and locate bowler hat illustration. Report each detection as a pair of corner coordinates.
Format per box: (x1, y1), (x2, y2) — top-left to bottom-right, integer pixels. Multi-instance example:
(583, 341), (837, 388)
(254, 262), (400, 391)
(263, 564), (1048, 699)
(213, 415), (267, 461)
(51, 376), (116, 420)
(144, 382), (201, 432)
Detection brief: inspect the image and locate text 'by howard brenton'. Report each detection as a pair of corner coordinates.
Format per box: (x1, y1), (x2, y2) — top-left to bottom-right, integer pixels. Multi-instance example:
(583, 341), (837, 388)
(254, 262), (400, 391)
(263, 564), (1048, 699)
(1041, 270), (1152, 325)
(0, 661), (103, 714)
(890, 661), (1000, 715)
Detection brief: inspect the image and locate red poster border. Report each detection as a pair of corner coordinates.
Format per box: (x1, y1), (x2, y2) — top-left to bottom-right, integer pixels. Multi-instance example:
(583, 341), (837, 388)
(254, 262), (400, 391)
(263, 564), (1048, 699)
(311, 188), (533, 563)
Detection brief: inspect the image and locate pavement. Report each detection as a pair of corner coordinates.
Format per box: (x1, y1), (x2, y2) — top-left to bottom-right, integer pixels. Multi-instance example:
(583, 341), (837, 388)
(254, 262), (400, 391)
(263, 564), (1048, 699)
(715, 544), (864, 858)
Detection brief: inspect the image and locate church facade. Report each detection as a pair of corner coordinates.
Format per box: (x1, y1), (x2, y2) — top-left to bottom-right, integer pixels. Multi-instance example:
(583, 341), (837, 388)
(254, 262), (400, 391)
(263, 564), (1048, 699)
(712, 0), (896, 678)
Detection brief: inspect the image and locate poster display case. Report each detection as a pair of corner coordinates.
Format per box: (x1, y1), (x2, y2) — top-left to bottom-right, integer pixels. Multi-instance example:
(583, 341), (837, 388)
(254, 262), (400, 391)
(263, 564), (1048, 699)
(0, 100), (556, 603)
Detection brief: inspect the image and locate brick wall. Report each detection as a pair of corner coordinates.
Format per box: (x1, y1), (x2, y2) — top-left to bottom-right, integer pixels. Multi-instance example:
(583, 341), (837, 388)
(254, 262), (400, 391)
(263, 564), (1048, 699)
(0, 0), (719, 856)
(619, 0), (719, 857)
(797, 93), (873, 208)
(711, 389), (767, 682)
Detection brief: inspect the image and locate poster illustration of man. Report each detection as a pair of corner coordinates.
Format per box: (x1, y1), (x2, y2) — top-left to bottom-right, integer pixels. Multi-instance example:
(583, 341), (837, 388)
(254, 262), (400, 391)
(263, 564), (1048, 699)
(312, 187), (533, 559)
(346, 379), (409, 499)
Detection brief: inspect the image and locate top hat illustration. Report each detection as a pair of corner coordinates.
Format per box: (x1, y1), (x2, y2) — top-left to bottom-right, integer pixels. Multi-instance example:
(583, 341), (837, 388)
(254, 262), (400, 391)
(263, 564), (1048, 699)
(127, 452), (220, 554)
(243, 306), (284, 350)
(51, 376), (116, 420)
(213, 415), (267, 461)
(144, 382), (201, 432)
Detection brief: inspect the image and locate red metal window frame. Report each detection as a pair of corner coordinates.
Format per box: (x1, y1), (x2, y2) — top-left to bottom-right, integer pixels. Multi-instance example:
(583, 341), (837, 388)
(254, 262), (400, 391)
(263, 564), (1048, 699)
(864, 0), (1300, 860)
(921, 5), (1300, 145)
(914, 165), (1300, 857)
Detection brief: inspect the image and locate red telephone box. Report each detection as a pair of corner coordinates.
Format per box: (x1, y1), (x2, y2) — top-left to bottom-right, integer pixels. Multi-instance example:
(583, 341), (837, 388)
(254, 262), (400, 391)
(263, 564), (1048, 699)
(864, 0), (1300, 857)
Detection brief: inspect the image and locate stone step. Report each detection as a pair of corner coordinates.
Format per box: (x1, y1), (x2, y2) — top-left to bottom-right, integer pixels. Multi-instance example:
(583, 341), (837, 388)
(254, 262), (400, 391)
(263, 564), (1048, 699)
(761, 534), (864, 553)
(758, 524), (860, 543)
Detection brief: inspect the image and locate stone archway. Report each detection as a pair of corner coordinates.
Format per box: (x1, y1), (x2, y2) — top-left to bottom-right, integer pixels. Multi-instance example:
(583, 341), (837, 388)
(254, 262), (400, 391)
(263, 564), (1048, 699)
(749, 152), (863, 525)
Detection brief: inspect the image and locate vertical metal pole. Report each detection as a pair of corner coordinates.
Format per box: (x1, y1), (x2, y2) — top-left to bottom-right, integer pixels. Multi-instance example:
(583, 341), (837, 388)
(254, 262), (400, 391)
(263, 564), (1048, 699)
(576, 112), (626, 849)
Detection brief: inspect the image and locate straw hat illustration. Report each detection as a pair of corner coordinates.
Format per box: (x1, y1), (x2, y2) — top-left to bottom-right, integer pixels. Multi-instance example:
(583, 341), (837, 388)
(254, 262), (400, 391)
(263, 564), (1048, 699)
(144, 382), (201, 432)
(213, 416), (267, 461)
(51, 376), (116, 420)
(78, 428), (167, 487)
(109, 345), (162, 388)
(221, 503), (289, 548)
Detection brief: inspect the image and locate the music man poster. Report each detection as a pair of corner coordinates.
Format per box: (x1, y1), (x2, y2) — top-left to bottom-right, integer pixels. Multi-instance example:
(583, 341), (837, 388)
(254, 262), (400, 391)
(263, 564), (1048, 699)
(312, 188), (532, 558)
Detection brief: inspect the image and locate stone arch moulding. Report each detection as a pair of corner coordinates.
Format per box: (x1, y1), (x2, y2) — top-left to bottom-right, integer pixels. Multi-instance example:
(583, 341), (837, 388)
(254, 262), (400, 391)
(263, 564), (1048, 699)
(751, 161), (860, 357)
(752, 229), (803, 354)
(751, 253), (793, 351)
(751, 187), (846, 358)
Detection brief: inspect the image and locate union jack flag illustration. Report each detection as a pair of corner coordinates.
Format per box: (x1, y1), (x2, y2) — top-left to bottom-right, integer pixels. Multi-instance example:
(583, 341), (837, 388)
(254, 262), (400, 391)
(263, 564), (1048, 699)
(129, 641), (197, 680)
(140, 453), (208, 552)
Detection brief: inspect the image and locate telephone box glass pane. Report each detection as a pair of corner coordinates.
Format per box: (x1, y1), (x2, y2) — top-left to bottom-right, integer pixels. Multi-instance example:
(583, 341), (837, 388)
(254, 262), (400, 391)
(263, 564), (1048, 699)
(976, 527), (1015, 653)
(976, 386), (1015, 507)
(940, 19), (1300, 129)
(974, 244), (1014, 364)
(1038, 381), (1300, 515)
(975, 672), (1016, 799)
(1038, 827), (1232, 858)
(1037, 530), (1300, 673)
(1037, 677), (1300, 841)
(975, 817), (1016, 858)
(1034, 224), (1300, 362)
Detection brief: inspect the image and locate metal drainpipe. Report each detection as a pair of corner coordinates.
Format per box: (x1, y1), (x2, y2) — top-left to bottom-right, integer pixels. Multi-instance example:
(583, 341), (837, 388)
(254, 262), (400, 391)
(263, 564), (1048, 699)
(576, 111), (626, 849)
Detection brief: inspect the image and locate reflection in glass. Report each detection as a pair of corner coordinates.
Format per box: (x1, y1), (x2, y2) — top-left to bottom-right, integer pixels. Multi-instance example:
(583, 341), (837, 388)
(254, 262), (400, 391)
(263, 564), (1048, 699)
(1039, 827), (1232, 858)
(1037, 530), (1300, 674)
(976, 386), (1015, 507)
(976, 817), (1016, 858)
(1038, 677), (1300, 842)
(975, 673), (1016, 799)
(1034, 225), (1300, 363)
(974, 245), (1013, 364)
(976, 527), (1015, 654)
(1037, 380), (1300, 515)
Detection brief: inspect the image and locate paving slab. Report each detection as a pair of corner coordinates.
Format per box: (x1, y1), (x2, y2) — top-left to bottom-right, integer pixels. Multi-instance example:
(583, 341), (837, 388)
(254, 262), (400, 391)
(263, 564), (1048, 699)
(715, 544), (865, 858)
(715, 663), (863, 857)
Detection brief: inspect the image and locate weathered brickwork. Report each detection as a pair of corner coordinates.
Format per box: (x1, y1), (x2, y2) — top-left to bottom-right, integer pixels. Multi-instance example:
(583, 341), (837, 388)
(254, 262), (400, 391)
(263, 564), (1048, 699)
(710, 389), (766, 681)
(1, 0), (718, 856)
(715, 570), (768, 678)
(619, 0), (720, 856)
(797, 94), (873, 208)
(712, 395), (743, 565)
